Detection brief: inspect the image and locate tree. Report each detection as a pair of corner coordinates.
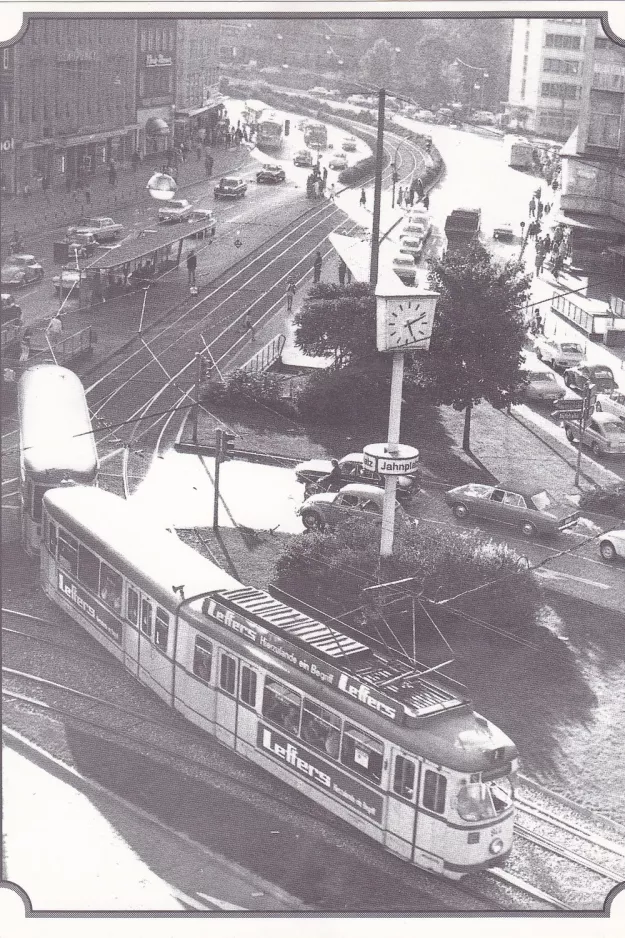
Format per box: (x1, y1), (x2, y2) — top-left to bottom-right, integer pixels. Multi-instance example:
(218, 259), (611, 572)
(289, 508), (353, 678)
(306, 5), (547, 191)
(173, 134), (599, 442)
(293, 282), (377, 367)
(359, 38), (399, 91)
(423, 245), (531, 451)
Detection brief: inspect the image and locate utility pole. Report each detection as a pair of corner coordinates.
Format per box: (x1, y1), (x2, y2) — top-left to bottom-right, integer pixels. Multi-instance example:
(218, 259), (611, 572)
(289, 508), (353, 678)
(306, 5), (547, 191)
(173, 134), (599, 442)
(213, 429), (222, 530)
(192, 351), (202, 444)
(369, 88), (386, 287)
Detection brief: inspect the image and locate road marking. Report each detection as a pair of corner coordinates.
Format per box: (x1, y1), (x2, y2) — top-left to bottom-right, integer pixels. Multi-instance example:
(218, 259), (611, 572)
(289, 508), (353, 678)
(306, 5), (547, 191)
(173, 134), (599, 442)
(170, 888), (214, 910)
(536, 569), (611, 589)
(197, 892), (248, 911)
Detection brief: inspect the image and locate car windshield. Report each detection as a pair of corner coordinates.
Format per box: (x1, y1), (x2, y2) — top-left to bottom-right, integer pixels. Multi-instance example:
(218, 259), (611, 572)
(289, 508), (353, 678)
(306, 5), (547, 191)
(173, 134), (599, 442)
(593, 369), (614, 378)
(561, 343), (582, 354)
(395, 258), (413, 266)
(531, 491), (552, 511)
(527, 371), (556, 382)
(456, 781), (497, 821)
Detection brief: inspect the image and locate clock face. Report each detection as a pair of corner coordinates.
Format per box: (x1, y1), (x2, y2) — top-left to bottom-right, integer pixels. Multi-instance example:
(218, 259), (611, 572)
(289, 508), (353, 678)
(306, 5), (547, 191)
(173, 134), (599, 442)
(387, 299), (430, 349)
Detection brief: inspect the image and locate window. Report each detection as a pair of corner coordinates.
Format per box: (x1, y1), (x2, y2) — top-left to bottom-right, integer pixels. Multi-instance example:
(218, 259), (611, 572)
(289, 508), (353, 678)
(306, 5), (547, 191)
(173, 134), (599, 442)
(3, 49), (9, 69)
(588, 90), (623, 147)
(57, 528), (78, 575)
(141, 598), (153, 637)
(155, 606), (169, 650)
(595, 37), (610, 50)
(393, 754), (416, 800)
(126, 587), (139, 626)
(48, 521), (57, 557)
(545, 34), (581, 51)
(240, 665), (257, 707)
(541, 82), (580, 99)
(219, 652), (237, 696)
(301, 699), (341, 759)
(521, 79), (526, 99)
(422, 769), (447, 814)
(78, 545), (100, 593)
(491, 489), (505, 503)
(193, 636), (213, 683)
(543, 58), (580, 76)
(100, 563), (122, 612)
(262, 678), (302, 735)
(522, 55), (528, 75)
(503, 492), (524, 508)
(341, 723), (384, 784)
(524, 31), (529, 51)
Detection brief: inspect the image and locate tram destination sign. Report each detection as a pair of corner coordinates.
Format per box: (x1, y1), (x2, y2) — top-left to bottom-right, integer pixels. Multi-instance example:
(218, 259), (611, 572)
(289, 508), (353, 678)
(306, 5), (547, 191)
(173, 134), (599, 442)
(57, 571), (122, 645)
(203, 596), (403, 724)
(257, 723), (384, 823)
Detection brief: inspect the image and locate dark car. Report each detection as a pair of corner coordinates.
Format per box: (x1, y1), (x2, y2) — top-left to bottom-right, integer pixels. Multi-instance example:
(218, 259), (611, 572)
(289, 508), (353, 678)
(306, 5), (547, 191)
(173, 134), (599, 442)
(293, 150), (314, 167)
(294, 452), (420, 500)
(256, 163), (286, 184)
(563, 363), (618, 394)
(214, 177), (247, 199)
(444, 482), (580, 537)
(1, 253), (44, 288)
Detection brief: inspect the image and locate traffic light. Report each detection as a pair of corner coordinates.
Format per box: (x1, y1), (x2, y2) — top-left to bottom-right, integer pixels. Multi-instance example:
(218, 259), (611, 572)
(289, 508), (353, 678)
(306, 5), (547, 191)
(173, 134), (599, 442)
(221, 431), (236, 461)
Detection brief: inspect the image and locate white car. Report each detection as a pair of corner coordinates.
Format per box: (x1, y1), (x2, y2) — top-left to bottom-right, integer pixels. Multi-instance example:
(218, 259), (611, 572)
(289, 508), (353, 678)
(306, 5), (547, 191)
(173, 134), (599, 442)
(598, 529), (625, 562)
(399, 234), (425, 259)
(329, 154), (348, 170)
(595, 390), (625, 422)
(407, 206), (429, 221)
(534, 336), (584, 371)
(403, 219), (431, 240)
(67, 216), (123, 242)
(158, 198), (193, 223)
(392, 251), (418, 286)
(52, 263), (85, 295)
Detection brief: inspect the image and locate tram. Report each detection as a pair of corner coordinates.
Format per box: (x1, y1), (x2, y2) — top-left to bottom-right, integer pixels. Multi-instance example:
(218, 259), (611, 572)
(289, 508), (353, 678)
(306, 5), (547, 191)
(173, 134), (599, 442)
(18, 365), (98, 556)
(41, 485), (518, 880)
(257, 111), (284, 151)
(304, 121), (328, 150)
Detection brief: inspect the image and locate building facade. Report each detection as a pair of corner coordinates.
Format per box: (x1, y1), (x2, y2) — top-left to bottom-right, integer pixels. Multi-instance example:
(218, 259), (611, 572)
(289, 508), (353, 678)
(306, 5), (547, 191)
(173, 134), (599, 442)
(136, 19), (176, 159)
(174, 20), (223, 146)
(507, 16), (589, 139)
(0, 16), (138, 195)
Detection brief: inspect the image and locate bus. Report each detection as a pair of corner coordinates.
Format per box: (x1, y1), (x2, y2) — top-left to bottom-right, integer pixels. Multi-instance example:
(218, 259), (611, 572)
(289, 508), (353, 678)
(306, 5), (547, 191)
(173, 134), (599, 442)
(41, 484), (518, 880)
(304, 121), (328, 150)
(257, 110), (284, 151)
(18, 365), (98, 556)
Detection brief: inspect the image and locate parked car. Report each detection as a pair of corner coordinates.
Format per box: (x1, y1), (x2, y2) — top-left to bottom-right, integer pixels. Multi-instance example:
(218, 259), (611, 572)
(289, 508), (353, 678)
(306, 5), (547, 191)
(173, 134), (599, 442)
(564, 411), (625, 457)
(297, 483), (414, 531)
(293, 150), (314, 167)
(347, 94), (371, 106)
(342, 136), (357, 152)
(214, 177), (247, 199)
(595, 390), (625, 422)
(399, 234), (426, 260)
(1, 293), (22, 325)
(520, 355), (566, 404)
(493, 223), (514, 241)
(256, 163), (286, 184)
(66, 216), (123, 242)
(187, 208), (217, 236)
(472, 110), (497, 126)
(534, 336), (584, 371)
(414, 109), (436, 122)
(1, 253), (44, 288)
(563, 363), (618, 394)
(392, 251), (418, 286)
(158, 198), (193, 223)
(329, 154), (348, 170)
(294, 452), (420, 500)
(598, 529), (625, 562)
(308, 86), (335, 97)
(403, 218), (431, 240)
(52, 262), (85, 296)
(444, 482), (580, 537)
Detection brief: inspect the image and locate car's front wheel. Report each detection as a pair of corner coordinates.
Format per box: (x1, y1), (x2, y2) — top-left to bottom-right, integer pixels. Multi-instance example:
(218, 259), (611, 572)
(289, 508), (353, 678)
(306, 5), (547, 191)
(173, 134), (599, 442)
(301, 510), (324, 531)
(452, 503), (468, 519)
(520, 520), (537, 537)
(591, 441), (602, 457)
(566, 427), (576, 442)
(600, 540), (617, 561)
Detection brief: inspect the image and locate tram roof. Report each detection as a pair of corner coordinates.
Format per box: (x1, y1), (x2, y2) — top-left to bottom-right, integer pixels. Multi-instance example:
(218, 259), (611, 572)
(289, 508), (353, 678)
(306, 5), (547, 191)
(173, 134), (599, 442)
(87, 220), (215, 271)
(18, 365), (99, 479)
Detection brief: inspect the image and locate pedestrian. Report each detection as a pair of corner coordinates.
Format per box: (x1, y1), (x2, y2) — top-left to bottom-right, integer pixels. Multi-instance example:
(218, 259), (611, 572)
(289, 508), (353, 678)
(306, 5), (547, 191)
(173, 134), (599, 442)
(534, 250), (545, 277)
(313, 179), (321, 199)
(531, 308), (543, 335)
(544, 201), (551, 216)
(553, 225), (564, 248)
(422, 193), (430, 210)
(286, 279), (296, 313)
(204, 153), (214, 178)
(338, 258), (347, 287)
(46, 313), (63, 341)
(529, 196), (536, 217)
(397, 186), (403, 207)
(328, 183), (336, 202)
(186, 249), (197, 288)
(551, 177), (559, 193)
(19, 329), (32, 363)
(359, 188), (366, 208)
(225, 130), (231, 147)
(552, 255), (564, 279)
(536, 200), (544, 221)
(542, 233), (551, 253)
(243, 313), (255, 339)
(322, 167), (328, 186)
(313, 250), (323, 284)
(406, 187), (415, 208)
(415, 176), (424, 199)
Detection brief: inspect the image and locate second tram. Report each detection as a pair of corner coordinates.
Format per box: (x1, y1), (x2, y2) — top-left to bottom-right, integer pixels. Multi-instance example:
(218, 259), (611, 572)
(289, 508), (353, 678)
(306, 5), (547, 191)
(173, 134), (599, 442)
(41, 485), (518, 880)
(18, 364), (99, 556)
(304, 121), (328, 150)
(257, 111), (284, 151)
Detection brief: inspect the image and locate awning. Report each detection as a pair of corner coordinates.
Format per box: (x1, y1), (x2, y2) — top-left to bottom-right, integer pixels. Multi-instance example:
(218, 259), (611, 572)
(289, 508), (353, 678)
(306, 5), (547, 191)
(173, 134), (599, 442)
(22, 126), (140, 149)
(328, 232), (420, 291)
(145, 118), (170, 136)
(554, 209), (625, 236)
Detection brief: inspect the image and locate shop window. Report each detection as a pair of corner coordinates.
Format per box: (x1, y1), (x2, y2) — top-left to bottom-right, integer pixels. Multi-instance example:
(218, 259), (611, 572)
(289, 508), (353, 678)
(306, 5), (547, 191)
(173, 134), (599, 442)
(141, 598), (153, 637)
(240, 665), (257, 707)
(78, 544), (100, 593)
(422, 769), (447, 814)
(262, 678), (301, 735)
(219, 652), (237, 696)
(154, 607), (169, 650)
(193, 636), (213, 683)
(300, 698), (341, 759)
(341, 723), (384, 784)
(57, 528), (78, 576)
(393, 754), (416, 800)
(126, 586), (139, 626)
(99, 563), (122, 613)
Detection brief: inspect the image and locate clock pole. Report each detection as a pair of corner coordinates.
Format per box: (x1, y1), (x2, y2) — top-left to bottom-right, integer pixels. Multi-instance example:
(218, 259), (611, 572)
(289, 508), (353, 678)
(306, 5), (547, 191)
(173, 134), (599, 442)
(380, 351), (405, 558)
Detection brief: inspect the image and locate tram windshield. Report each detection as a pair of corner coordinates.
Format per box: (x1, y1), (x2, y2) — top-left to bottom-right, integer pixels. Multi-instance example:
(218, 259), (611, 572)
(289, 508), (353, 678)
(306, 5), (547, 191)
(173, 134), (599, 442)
(456, 779), (512, 821)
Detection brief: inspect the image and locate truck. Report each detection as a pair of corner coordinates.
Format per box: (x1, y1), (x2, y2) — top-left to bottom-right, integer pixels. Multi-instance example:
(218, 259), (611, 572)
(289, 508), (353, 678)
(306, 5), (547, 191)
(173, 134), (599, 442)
(444, 207), (481, 249)
(509, 141), (535, 170)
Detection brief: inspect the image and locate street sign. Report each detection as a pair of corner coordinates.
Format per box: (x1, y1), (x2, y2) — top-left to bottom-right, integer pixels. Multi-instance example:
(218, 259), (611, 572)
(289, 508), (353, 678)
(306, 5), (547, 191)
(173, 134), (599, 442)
(363, 443), (420, 475)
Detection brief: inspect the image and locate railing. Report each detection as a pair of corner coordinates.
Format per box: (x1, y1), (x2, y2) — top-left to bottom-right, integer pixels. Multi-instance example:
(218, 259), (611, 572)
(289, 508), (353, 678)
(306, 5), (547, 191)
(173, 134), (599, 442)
(551, 292), (625, 336)
(3, 325), (94, 386)
(241, 333), (286, 374)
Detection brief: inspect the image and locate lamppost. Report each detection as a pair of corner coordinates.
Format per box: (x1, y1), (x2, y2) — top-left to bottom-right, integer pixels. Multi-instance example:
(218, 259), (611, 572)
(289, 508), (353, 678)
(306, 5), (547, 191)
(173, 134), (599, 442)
(453, 57), (490, 117)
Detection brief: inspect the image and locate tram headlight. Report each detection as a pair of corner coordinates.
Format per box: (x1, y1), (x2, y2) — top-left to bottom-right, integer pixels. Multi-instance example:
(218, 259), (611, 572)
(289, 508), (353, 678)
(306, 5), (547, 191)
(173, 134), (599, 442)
(489, 837), (504, 856)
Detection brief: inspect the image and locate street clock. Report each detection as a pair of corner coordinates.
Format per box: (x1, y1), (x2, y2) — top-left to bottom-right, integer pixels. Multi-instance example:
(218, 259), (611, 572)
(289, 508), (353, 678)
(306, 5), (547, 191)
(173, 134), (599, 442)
(375, 287), (440, 353)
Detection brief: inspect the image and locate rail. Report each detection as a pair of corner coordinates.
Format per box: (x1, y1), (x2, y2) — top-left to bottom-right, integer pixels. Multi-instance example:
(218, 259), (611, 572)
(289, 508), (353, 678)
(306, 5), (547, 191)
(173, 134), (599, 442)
(241, 333), (286, 374)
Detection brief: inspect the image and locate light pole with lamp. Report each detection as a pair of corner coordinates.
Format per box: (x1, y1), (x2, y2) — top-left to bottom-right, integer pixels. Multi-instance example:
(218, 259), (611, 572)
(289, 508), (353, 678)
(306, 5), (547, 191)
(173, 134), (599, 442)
(452, 57), (490, 118)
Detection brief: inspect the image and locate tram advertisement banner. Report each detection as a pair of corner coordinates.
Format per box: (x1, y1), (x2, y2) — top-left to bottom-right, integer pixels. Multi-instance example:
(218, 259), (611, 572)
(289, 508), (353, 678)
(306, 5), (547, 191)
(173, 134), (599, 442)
(257, 723), (384, 824)
(57, 571), (123, 645)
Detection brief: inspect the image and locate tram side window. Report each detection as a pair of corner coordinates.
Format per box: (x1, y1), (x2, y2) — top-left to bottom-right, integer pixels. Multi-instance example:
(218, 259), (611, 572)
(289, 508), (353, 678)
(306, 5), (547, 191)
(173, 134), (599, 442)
(154, 607), (169, 650)
(126, 587), (139, 626)
(193, 636), (213, 683)
(219, 652), (237, 696)
(301, 698), (341, 759)
(57, 528), (78, 576)
(99, 563), (122, 613)
(48, 521), (57, 557)
(239, 664), (257, 707)
(262, 678), (302, 736)
(341, 724), (384, 785)
(141, 599), (153, 638)
(422, 769), (447, 814)
(78, 545), (100, 594)
(393, 754), (416, 801)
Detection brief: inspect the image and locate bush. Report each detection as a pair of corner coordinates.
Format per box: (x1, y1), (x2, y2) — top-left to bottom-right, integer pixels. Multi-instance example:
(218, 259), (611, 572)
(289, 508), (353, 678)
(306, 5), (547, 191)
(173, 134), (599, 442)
(578, 483), (625, 519)
(202, 370), (298, 419)
(338, 155), (380, 186)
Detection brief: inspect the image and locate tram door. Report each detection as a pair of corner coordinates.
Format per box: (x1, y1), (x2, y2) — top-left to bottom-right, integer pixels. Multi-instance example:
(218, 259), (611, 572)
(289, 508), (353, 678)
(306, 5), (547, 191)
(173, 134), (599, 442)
(215, 651), (238, 747)
(123, 585), (141, 676)
(413, 766), (448, 874)
(385, 750), (417, 860)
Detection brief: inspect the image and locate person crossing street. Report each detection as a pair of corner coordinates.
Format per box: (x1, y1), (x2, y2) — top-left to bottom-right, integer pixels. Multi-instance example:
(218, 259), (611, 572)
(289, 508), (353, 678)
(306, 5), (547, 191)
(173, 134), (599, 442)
(313, 250), (323, 284)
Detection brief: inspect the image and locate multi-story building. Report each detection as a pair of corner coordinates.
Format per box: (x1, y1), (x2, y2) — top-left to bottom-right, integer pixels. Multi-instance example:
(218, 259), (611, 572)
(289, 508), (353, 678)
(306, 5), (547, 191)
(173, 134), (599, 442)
(0, 16), (138, 195)
(136, 19), (176, 159)
(174, 20), (223, 145)
(558, 20), (625, 270)
(507, 16), (589, 139)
